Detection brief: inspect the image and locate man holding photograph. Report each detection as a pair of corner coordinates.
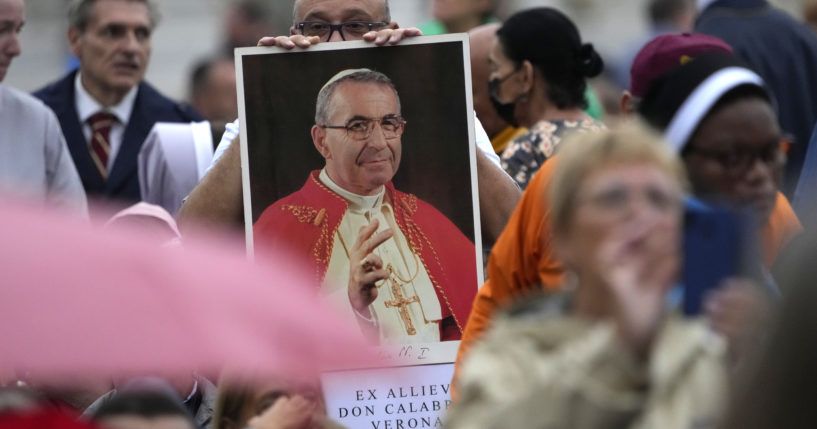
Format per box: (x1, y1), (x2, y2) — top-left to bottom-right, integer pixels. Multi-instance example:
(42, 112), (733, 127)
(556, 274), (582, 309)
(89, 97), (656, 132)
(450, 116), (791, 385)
(177, 0), (521, 248)
(254, 69), (476, 345)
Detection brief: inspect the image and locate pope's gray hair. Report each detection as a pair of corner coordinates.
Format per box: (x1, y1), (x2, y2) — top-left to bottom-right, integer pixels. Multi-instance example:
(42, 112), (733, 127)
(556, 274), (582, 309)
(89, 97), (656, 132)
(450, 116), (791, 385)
(315, 69), (400, 125)
(292, 0), (391, 25)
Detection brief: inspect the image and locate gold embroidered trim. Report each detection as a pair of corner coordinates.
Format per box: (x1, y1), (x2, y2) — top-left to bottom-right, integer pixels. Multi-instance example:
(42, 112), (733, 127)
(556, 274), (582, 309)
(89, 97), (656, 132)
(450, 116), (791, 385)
(282, 205), (317, 224)
(400, 193), (418, 216)
(310, 173), (349, 206)
(394, 193), (463, 334)
(293, 172), (349, 284)
(283, 173), (464, 335)
(281, 204), (332, 284)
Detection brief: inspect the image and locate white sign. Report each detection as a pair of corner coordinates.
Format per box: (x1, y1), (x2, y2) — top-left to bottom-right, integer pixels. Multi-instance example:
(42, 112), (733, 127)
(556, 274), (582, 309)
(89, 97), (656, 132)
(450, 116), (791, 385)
(322, 364), (454, 429)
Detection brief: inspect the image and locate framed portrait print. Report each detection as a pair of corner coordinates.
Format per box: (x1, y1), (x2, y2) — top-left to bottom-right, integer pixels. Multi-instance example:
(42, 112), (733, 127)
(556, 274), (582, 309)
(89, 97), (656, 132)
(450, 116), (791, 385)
(236, 34), (481, 428)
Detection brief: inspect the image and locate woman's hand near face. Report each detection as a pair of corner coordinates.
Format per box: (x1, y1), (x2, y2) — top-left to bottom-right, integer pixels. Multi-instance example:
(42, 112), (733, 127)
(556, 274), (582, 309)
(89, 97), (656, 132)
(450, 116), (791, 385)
(705, 278), (772, 361)
(600, 219), (680, 360)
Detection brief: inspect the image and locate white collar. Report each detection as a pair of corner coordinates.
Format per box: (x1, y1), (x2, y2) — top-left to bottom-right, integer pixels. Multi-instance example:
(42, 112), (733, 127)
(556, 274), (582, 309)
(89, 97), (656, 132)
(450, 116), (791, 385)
(74, 71), (138, 125)
(319, 169), (384, 212)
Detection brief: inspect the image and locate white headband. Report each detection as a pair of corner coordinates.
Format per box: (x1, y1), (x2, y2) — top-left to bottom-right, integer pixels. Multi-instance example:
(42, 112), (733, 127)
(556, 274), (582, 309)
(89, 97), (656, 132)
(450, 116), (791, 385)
(664, 67), (764, 152)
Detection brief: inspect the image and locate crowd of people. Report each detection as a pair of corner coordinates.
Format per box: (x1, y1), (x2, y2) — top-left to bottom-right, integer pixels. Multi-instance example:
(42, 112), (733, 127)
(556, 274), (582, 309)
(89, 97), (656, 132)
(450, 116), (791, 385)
(3, 0), (817, 428)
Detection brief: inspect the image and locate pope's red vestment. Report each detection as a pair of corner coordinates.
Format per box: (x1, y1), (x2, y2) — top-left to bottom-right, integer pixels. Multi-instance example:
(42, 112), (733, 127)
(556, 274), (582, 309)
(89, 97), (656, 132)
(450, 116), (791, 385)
(254, 170), (477, 340)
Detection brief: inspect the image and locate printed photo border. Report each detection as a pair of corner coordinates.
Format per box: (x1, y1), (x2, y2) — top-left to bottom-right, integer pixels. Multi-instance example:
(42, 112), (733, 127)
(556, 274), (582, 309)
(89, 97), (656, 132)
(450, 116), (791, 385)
(236, 34), (482, 365)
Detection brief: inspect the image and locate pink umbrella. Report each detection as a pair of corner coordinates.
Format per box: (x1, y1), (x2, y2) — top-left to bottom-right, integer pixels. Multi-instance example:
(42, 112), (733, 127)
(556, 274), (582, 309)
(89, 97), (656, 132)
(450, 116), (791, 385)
(0, 197), (370, 383)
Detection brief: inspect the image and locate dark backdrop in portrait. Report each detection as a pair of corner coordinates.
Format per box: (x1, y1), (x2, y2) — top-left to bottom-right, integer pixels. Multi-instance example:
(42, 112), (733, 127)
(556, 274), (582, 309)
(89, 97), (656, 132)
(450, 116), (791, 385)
(241, 41), (475, 241)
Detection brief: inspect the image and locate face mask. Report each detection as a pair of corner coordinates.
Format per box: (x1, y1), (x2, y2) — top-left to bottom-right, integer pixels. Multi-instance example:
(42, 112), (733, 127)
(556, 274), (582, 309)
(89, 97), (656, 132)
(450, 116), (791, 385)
(488, 70), (521, 128)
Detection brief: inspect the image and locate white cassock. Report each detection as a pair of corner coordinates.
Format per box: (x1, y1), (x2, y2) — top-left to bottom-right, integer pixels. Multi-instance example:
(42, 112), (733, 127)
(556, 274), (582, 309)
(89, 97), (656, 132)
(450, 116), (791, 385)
(319, 170), (443, 344)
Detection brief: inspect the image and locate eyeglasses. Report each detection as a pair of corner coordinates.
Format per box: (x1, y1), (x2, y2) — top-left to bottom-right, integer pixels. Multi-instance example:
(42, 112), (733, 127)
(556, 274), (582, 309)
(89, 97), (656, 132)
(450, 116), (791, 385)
(580, 186), (682, 215)
(295, 21), (389, 41)
(684, 143), (784, 177)
(321, 115), (406, 140)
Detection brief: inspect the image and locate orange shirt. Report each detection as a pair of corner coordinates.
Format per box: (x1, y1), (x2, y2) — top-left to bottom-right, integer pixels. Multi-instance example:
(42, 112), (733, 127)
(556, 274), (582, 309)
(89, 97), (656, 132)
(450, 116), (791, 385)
(455, 156), (564, 376)
(454, 158), (803, 383)
(762, 192), (803, 268)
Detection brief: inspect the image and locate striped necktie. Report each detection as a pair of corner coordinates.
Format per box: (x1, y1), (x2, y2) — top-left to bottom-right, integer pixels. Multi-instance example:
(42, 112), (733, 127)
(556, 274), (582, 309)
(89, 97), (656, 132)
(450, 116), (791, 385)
(88, 112), (117, 179)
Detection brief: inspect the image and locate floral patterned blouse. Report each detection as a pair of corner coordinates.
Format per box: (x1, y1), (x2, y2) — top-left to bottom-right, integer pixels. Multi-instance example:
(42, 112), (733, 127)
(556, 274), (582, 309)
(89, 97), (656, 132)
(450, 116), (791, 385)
(500, 119), (606, 189)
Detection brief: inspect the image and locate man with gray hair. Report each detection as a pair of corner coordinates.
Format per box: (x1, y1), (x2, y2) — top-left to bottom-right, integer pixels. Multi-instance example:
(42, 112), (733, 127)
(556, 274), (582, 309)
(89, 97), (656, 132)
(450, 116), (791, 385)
(254, 69), (476, 344)
(34, 0), (202, 203)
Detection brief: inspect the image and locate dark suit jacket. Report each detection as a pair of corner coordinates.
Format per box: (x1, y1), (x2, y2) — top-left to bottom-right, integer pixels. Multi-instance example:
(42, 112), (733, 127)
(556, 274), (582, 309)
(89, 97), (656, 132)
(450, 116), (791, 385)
(33, 70), (203, 203)
(697, 0), (817, 195)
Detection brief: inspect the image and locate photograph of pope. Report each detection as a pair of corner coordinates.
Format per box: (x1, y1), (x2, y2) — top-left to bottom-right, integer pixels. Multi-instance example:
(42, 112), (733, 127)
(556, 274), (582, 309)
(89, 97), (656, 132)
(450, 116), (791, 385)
(253, 69), (477, 345)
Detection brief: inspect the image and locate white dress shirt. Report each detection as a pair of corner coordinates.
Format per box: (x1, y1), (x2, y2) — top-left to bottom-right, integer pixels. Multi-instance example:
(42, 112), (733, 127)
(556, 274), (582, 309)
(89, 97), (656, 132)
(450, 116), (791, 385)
(74, 72), (138, 173)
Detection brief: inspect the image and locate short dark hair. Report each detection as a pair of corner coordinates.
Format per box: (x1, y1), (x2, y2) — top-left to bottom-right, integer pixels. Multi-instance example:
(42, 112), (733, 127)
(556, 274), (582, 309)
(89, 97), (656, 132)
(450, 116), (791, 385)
(189, 56), (232, 99)
(190, 59), (213, 100)
(91, 390), (195, 428)
(292, 0), (391, 26)
(497, 7), (603, 110)
(69, 0), (160, 32)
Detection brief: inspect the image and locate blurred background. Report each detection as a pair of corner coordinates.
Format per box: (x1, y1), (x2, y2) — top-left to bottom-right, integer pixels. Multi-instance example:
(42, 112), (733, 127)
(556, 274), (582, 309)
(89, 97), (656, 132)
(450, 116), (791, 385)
(6, 0), (808, 101)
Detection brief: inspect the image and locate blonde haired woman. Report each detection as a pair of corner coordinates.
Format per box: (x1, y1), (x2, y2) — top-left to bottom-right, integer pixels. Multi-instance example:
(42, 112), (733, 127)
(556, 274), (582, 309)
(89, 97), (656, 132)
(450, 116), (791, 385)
(447, 124), (728, 429)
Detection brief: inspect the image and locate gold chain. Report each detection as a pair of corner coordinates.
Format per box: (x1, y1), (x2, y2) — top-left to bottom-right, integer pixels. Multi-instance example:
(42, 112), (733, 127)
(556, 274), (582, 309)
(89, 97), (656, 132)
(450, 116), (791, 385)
(335, 216), (432, 330)
(385, 250), (421, 284)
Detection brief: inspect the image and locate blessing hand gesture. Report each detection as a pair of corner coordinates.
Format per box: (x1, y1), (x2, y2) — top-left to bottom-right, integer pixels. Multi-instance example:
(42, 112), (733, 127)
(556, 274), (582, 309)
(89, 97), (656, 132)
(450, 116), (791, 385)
(348, 218), (393, 315)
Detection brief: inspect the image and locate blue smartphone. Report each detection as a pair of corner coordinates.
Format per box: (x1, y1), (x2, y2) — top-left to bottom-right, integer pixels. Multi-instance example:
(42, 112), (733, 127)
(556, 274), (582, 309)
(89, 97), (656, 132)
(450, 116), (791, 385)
(681, 201), (756, 315)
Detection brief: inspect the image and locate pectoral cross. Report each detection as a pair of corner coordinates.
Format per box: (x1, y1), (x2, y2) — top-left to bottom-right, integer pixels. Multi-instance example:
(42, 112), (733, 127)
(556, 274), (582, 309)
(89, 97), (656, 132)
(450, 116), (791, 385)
(384, 277), (420, 336)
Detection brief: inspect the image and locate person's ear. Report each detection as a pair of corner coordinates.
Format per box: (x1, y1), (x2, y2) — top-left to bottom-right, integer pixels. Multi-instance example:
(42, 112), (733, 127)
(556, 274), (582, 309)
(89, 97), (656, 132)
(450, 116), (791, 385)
(290, 26), (298, 36)
(312, 125), (331, 159)
(68, 27), (82, 57)
(620, 91), (635, 117)
(520, 60), (535, 94)
(387, 22), (399, 30)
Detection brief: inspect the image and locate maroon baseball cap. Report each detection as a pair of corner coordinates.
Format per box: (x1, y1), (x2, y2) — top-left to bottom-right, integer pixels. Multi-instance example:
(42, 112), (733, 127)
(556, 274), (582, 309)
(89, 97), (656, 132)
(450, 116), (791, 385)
(629, 33), (733, 97)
